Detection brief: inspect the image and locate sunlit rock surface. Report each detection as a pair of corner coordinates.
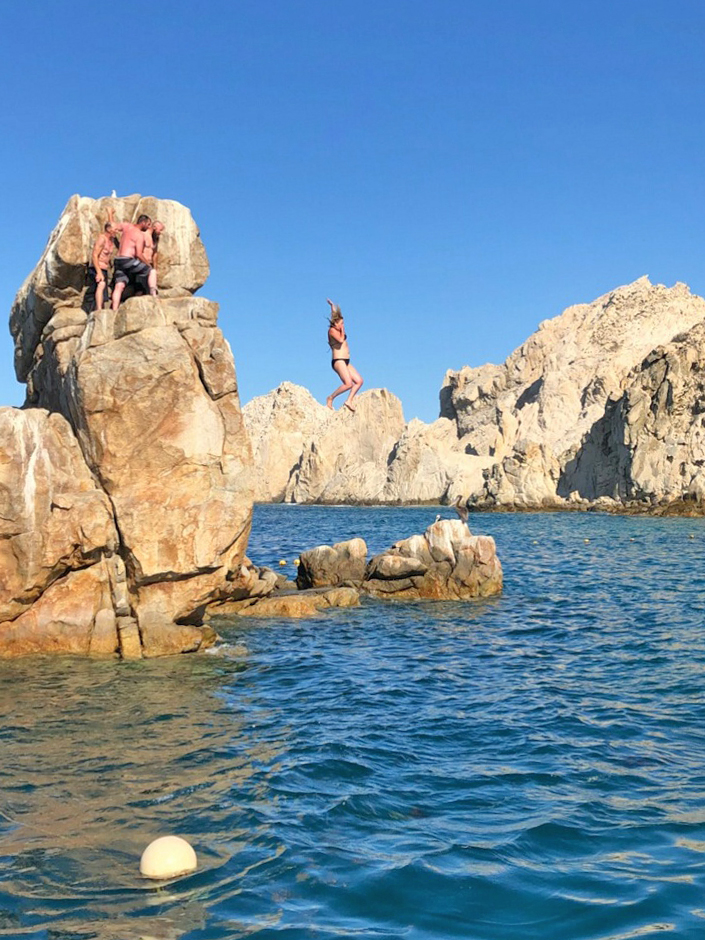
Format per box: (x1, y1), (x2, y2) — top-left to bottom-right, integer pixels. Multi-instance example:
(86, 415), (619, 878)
(2, 195), (253, 658)
(246, 278), (705, 512)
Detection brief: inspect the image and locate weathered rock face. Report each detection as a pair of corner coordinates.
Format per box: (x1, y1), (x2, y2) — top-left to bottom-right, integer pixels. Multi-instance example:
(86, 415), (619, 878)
(245, 279), (705, 511)
(2, 195), (253, 658)
(363, 519), (502, 600)
(296, 538), (368, 589)
(560, 320), (705, 507)
(443, 277), (705, 508)
(243, 382), (406, 503)
(0, 408), (120, 656)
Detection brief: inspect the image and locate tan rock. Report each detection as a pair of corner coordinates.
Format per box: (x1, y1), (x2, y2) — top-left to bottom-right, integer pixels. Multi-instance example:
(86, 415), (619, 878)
(0, 563), (113, 658)
(0, 407), (117, 624)
(2, 196), (254, 658)
(296, 538), (368, 588)
(363, 519), (502, 601)
(234, 586), (360, 618)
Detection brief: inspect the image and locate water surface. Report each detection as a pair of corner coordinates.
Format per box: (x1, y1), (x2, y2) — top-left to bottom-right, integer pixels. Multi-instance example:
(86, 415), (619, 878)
(1, 507), (705, 939)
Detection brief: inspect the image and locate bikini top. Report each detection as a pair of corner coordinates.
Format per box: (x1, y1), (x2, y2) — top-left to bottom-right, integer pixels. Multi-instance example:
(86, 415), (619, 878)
(328, 330), (347, 348)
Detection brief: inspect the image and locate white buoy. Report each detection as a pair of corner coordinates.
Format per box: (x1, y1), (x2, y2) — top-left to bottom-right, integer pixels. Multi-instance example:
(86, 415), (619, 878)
(140, 836), (197, 880)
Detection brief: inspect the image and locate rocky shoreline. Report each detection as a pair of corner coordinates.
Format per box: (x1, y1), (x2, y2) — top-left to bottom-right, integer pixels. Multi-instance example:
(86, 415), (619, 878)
(207, 519), (503, 620)
(4, 197), (705, 658)
(244, 277), (705, 516)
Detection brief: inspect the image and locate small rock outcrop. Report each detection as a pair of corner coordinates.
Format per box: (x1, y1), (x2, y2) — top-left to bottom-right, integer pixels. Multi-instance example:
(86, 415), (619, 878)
(364, 520), (502, 600)
(204, 555), (360, 619)
(296, 538), (368, 589)
(2, 195), (254, 658)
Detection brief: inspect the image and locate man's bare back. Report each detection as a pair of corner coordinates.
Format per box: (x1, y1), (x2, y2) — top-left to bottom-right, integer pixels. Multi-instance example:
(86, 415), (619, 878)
(115, 222), (149, 261)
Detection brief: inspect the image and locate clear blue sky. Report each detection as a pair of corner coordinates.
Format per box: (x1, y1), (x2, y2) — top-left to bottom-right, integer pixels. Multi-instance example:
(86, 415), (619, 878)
(2, 0), (705, 422)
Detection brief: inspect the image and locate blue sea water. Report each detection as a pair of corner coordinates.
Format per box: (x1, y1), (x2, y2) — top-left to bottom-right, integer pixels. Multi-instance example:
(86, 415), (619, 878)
(1, 505), (705, 939)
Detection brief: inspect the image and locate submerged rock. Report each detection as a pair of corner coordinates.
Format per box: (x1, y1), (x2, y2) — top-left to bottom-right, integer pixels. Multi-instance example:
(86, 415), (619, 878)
(218, 586), (360, 619)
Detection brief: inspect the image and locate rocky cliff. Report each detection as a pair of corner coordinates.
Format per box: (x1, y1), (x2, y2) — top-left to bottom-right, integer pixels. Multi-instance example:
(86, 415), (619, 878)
(245, 278), (705, 511)
(1, 195), (254, 658)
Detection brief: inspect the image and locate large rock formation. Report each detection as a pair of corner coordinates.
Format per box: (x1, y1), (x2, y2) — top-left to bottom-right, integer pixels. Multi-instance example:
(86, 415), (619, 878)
(244, 278), (705, 512)
(2, 195), (253, 658)
(243, 382), (406, 502)
(442, 277), (705, 509)
(560, 320), (705, 508)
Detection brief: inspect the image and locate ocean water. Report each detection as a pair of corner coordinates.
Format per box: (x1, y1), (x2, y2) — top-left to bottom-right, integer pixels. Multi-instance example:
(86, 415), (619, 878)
(1, 505), (705, 940)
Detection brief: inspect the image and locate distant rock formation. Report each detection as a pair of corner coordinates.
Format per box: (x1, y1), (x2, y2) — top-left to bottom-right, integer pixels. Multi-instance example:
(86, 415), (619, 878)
(1, 195), (254, 658)
(243, 383), (406, 502)
(560, 319), (705, 509)
(244, 278), (705, 512)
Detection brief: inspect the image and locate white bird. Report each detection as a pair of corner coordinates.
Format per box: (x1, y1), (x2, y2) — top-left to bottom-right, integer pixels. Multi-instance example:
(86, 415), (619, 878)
(434, 513), (442, 522)
(111, 189), (117, 198)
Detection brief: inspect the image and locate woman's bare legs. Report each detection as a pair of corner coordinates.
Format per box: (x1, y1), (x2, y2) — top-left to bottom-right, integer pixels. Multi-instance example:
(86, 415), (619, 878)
(327, 361), (353, 409)
(344, 364), (363, 411)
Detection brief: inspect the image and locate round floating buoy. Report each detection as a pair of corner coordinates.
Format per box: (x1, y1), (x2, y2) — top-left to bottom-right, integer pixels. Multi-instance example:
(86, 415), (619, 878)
(532, 540), (538, 545)
(293, 558), (300, 566)
(689, 534), (695, 539)
(140, 836), (197, 880)
(278, 559), (287, 566)
(584, 538), (590, 543)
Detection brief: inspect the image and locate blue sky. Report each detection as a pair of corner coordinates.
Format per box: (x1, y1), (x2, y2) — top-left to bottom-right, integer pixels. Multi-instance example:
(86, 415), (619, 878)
(2, 0), (705, 422)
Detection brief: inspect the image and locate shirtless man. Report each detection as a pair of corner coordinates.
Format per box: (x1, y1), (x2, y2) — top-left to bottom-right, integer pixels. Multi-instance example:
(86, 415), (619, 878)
(88, 209), (118, 310)
(110, 214), (153, 310)
(143, 221), (165, 295)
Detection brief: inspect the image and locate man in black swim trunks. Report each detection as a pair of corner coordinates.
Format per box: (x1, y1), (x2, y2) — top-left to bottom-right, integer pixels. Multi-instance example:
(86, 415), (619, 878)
(110, 214), (153, 310)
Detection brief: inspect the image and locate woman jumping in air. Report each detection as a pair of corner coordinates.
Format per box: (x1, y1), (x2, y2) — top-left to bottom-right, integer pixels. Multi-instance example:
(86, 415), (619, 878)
(326, 298), (363, 412)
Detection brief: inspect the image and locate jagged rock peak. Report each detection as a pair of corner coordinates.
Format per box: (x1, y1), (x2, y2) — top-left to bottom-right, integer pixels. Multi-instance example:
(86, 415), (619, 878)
(11, 194), (209, 383)
(1, 196), (254, 658)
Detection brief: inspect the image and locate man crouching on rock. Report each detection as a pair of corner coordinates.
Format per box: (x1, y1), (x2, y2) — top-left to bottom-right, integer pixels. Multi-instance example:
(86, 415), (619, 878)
(111, 214), (153, 310)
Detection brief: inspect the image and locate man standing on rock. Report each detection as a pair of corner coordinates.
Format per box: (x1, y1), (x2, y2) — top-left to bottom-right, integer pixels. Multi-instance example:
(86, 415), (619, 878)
(87, 209), (118, 311)
(110, 214), (153, 310)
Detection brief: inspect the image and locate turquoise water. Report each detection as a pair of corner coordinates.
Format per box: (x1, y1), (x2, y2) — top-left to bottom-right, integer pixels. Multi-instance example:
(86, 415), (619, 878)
(2, 506), (705, 939)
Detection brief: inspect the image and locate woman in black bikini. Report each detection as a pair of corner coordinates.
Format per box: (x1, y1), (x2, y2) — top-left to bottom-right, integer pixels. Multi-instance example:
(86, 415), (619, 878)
(325, 298), (364, 413)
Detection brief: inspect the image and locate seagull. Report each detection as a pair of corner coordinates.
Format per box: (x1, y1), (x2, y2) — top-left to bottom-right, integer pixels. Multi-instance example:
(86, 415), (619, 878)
(434, 513), (442, 522)
(454, 496), (470, 530)
(111, 189), (117, 198)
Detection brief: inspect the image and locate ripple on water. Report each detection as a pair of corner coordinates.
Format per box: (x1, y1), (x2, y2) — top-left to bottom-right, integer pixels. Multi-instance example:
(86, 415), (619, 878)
(1, 509), (705, 938)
